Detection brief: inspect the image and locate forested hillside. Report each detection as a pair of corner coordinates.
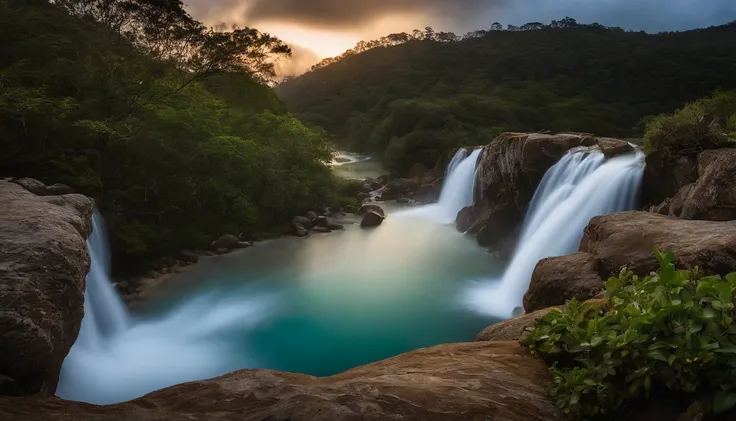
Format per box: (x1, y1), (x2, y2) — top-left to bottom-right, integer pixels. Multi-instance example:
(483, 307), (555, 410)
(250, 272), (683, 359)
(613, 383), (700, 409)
(0, 0), (344, 271)
(277, 20), (736, 175)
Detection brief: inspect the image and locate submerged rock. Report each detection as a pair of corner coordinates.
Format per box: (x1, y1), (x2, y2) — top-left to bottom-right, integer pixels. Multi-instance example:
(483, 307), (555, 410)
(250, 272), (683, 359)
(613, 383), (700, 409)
(313, 226), (331, 233)
(357, 204), (385, 217)
(291, 224), (309, 237)
(211, 234), (241, 250)
(580, 211), (736, 276)
(523, 252), (606, 313)
(360, 211), (385, 228)
(0, 180), (94, 395)
(0, 341), (563, 421)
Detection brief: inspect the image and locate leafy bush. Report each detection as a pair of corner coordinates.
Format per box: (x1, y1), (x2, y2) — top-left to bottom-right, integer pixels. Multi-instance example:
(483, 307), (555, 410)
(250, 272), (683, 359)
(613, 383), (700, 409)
(521, 249), (736, 419)
(643, 91), (736, 156)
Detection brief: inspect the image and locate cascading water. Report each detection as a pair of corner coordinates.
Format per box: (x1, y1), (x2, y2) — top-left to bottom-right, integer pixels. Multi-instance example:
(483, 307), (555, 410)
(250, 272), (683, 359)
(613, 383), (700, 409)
(465, 149), (644, 318)
(398, 149), (481, 224)
(57, 213), (278, 405)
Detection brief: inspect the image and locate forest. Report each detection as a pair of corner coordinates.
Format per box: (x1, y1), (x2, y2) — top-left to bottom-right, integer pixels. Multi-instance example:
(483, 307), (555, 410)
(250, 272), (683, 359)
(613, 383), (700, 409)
(0, 0), (346, 272)
(278, 19), (736, 175)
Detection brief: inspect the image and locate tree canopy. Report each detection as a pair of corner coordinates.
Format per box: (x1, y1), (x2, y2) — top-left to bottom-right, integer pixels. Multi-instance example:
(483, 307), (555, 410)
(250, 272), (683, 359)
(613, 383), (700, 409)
(0, 0), (344, 272)
(277, 19), (736, 175)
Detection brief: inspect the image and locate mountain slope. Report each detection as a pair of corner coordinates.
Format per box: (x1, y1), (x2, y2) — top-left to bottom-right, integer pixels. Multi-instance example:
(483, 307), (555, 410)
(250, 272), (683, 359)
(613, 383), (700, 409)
(278, 22), (736, 174)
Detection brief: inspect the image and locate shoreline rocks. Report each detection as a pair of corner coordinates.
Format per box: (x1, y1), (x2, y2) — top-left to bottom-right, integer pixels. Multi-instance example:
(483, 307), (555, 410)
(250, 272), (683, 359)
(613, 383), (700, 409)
(360, 211), (385, 228)
(0, 180), (94, 395)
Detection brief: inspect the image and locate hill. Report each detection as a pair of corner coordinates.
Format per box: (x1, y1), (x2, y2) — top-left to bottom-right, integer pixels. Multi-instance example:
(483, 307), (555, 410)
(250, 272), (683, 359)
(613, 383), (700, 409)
(277, 20), (736, 175)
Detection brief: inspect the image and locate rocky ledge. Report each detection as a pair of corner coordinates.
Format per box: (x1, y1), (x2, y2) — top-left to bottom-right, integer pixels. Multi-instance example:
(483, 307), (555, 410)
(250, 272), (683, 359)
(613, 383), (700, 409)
(0, 341), (562, 421)
(0, 179), (94, 395)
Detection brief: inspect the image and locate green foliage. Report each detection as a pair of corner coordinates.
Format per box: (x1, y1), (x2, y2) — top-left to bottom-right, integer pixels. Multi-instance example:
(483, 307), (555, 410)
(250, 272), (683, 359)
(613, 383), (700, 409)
(0, 0), (342, 272)
(643, 91), (736, 156)
(278, 21), (736, 175)
(521, 250), (736, 419)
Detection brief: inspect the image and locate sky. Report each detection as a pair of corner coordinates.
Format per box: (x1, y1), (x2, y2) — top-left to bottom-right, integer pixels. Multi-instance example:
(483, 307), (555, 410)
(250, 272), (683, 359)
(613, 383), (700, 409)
(184, 0), (736, 76)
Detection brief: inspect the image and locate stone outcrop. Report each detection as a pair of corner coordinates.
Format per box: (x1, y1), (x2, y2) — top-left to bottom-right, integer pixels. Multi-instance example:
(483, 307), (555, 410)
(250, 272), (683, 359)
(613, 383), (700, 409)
(523, 252), (606, 313)
(464, 132), (598, 248)
(0, 341), (563, 421)
(640, 152), (699, 209)
(580, 211), (736, 276)
(360, 211), (385, 228)
(476, 308), (560, 342)
(0, 180), (94, 395)
(597, 138), (635, 158)
(651, 148), (736, 221)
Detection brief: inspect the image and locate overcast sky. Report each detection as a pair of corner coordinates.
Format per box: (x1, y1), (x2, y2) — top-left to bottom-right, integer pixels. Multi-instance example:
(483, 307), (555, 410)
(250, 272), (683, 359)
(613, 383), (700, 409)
(184, 0), (736, 76)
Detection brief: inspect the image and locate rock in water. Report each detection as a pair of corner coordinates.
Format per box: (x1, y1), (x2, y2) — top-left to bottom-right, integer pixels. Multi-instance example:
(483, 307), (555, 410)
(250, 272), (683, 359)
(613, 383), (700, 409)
(360, 211), (385, 228)
(304, 211), (318, 222)
(597, 138), (634, 158)
(0, 180), (94, 395)
(292, 224), (309, 237)
(313, 226), (331, 233)
(357, 204), (385, 217)
(292, 216), (314, 230)
(0, 342), (564, 421)
(523, 252), (605, 313)
(211, 234), (240, 250)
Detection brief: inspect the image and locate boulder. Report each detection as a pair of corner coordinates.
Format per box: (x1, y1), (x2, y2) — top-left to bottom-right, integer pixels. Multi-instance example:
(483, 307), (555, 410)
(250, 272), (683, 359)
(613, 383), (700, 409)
(45, 183), (74, 196)
(313, 226), (331, 233)
(597, 138), (634, 158)
(476, 308), (560, 342)
(379, 182), (400, 201)
(291, 224), (309, 238)
(326, 220), (344, 231)
(305, 211), (319, 222)
(0, 341), (564, 421)
(292, 216), (314, 230)
(178, 250), (199, 264)
(0, 180), (94, 395)
(357, 204), (385, 217)
(580, 211), (736, 276)
(11, 178), (48, 196)
(523, 252), (606, 313)
(640, 152), (699, 208)
(413, 184), (441, 203)
(211, 234), (241, 250)
(652, 148), (736, 221)
(360, 211), (385, 228)
(233, 241), (253, 249)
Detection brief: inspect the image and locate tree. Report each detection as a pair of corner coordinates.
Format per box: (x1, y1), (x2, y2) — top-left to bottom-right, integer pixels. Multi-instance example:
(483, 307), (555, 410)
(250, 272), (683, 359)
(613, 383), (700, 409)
(490, 22), (503, 31)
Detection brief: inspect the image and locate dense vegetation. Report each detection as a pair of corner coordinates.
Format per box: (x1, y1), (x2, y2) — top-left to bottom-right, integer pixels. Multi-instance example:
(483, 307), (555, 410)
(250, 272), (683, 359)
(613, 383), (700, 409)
(522, 250), (736, 419)
(278, 19), (736, 175)
(0, 0), (346, 272)
(643, 91), (736, 157)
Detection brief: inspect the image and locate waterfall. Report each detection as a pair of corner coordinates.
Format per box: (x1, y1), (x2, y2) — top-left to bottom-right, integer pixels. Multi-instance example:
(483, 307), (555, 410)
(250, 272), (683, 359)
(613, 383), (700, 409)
(57, 213), (277, 405)
(398, 149), (481, 224)
(465, 149), (644, 318)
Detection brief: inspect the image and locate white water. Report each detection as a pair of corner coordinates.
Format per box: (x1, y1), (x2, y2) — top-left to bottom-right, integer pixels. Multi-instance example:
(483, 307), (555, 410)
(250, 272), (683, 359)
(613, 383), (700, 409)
(398, 149), (481, 224)
(56, 213), (278, 404)
(465, 149), (644, 318)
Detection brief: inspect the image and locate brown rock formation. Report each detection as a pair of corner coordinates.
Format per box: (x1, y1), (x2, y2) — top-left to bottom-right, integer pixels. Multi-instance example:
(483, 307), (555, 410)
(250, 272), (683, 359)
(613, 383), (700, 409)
(523, 252), (607, 313)
(0, 180), (94, 395)
(476, 308), (560, 342)
(0, 341), (564, 421)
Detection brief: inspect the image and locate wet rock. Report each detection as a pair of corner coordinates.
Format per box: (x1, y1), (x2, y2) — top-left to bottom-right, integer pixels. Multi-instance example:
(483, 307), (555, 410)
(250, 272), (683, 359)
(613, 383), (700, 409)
(234, 241), (253, 249)
(413, 184), (441, 203)
(211, 234), (241, 250)
(313, 226), (331, 233)
(292, 224), (309, 237)
(0, 341), (564, 421)
(305, 211), (318, 222)
(523, 252), (606, 313)
(597, 138), (634, 158)
(0, 180), (94, 395)
(178, 250), (199, 264)
(360, 211), (385, 228)
(326, 220), (344, 231)
(357, 204), (385, 217)
(292, 216), (314, 230)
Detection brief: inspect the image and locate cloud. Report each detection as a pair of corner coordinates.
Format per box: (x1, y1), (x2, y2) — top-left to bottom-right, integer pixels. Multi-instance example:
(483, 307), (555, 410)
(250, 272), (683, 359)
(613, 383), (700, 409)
(273, 44), (321, 77)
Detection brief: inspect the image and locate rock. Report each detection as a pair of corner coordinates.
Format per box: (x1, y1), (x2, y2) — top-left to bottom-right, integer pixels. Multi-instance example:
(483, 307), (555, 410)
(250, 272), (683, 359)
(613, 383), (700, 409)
(475, 205), (522, 249)
(396, 197), (414, 204)
(376, 175), (390, 185)
(379, 183), (399, 201)
(305, 211), (318, 222)
(326, 220), (344, 231)
(234, 241), (253, 249)
(211, 234), (241, 250)
(360, 211), (385, 228)
(45, 183), (74, 196)
(178, 250), (199, 264)
(476, 308), (560, 342)
(597, 138), (634, 158)
(523, 252), (606, 313)
(640, 152), (699, 208)
(313, 226), (331, 233)
(292, 216), (314, 230)
(357, 204), (385, 217)
(116, 281), (131, 295)
(11, 178), (48, 195)
(356, 191), (371, 201)
(654, 148), (736, 221)
(580, 211), (736, 276)
(291, 223), (309, 237)
(314, 216), (328, 227)
(0, 341), (564, 421)
(456, 205), (488, 234)
(343, 204), (358, 214)
(215, 248), (230, 255)
(363, 179), (384, 191)
(0, 181), (94, 395)
(413, 184), (441, 203)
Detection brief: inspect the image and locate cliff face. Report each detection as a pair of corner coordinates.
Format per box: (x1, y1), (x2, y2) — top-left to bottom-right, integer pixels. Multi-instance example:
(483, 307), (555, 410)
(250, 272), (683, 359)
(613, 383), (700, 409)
(0, 179), (94, 395)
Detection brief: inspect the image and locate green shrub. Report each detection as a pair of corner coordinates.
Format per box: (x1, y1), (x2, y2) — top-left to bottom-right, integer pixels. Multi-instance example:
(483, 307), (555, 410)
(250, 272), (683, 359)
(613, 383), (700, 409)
(643, 91), (736, 156)
(521, 249), (736, 419)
